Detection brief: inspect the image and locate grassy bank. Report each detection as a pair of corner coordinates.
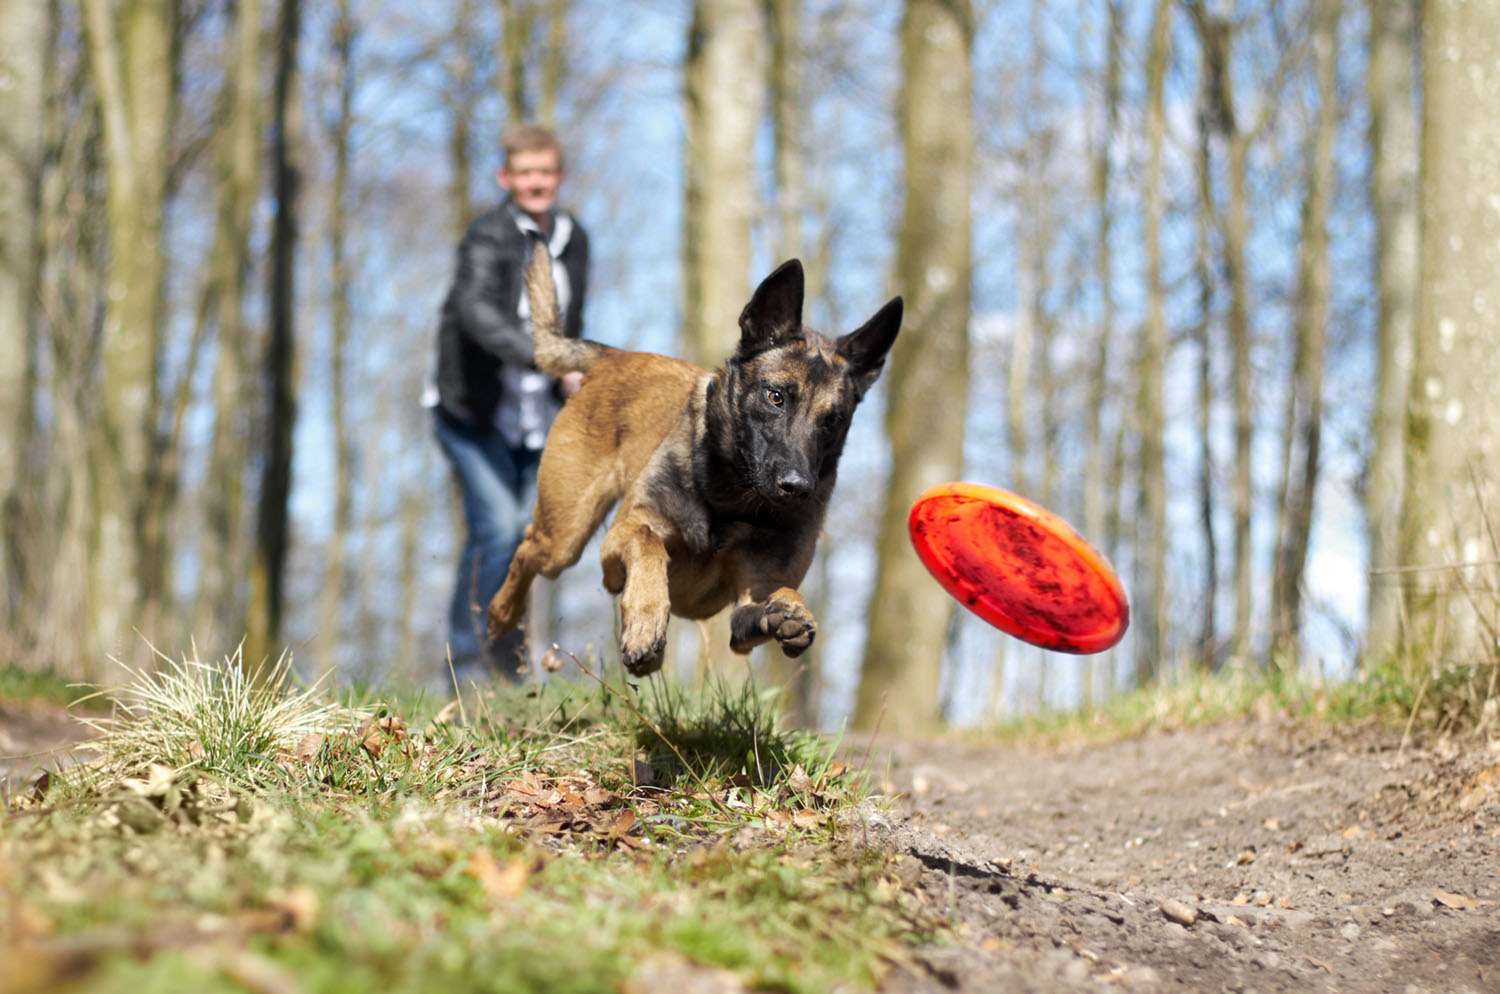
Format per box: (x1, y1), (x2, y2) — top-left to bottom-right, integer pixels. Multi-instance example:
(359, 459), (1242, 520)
(0, 652), (937, 994)
(980, 657), (1499, 748)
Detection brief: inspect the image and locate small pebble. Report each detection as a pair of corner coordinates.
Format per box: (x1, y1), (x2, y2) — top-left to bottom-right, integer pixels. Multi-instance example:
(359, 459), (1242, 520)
(1161, 899), (1198, 926)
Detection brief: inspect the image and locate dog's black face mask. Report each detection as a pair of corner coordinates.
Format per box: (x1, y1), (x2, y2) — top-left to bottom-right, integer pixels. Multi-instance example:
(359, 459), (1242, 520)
(707, 260), (902, 511)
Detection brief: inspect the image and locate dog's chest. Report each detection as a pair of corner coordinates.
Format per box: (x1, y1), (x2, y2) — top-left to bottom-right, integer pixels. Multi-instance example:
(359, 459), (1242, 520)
(664, 522), (759, 619)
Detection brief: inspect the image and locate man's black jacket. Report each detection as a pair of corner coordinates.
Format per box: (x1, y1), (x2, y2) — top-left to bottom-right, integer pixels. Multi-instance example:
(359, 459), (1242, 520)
(434, 199), (589, 427)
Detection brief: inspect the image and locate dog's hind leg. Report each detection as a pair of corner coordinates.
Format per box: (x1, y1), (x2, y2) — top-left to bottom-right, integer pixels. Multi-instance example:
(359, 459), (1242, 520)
(487, 429), (621, 639)
(488, 477), (616, 639)
(487, 524), (544, 638)
(600, 510), (672, 676)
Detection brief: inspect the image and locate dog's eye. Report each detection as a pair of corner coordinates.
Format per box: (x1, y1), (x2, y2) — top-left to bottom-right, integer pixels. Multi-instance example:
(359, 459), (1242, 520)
(764, 387), (784, 408)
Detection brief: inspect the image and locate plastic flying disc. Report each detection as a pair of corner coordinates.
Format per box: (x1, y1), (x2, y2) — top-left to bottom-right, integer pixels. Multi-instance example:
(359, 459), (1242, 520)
(908, 482), (1129, 654)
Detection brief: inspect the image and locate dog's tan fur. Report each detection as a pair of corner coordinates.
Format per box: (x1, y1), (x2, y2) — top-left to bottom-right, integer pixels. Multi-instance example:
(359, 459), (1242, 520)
(487, 241), (899, 675)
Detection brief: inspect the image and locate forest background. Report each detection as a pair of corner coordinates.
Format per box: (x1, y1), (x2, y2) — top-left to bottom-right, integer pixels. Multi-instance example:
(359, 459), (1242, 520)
(2, 0), (1495, 735)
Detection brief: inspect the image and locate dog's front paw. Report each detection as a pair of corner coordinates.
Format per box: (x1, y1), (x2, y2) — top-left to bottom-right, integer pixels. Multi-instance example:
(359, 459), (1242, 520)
(619, 611), (668, 676)
(762, 592), (816, 658)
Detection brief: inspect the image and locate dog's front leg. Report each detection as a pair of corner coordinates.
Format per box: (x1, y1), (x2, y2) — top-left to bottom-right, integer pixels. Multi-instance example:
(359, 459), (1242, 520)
(729, 587), (816, 658)
(601, 514), (671, 676)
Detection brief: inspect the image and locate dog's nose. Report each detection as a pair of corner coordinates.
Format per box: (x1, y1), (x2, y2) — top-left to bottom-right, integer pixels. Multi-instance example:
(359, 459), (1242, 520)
(776, 470), (813, 498)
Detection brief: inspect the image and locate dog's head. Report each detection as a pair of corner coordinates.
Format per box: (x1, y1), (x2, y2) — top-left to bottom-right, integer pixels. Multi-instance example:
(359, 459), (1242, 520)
(706, 259), (902, 509)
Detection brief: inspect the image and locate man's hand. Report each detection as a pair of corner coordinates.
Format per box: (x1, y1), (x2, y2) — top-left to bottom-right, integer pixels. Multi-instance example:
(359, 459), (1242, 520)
(561, 371), (584, 398)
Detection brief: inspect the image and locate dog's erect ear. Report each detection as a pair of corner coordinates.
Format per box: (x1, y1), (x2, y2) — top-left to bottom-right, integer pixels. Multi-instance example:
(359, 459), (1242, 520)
(837, 296), (902, 393)
(737, 259), (805, 356)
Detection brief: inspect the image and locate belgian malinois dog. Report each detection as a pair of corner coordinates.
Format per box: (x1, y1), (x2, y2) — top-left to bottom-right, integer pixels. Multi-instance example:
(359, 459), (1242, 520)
(486, 241), (902, 676)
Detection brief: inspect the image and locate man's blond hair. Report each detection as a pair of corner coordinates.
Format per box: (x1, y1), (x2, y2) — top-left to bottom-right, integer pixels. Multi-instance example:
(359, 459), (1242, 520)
(502, 123), (565, 171)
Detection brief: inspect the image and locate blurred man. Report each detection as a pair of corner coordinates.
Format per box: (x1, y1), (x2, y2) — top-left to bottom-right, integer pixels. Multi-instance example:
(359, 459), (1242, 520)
(426, 123), (590, 680)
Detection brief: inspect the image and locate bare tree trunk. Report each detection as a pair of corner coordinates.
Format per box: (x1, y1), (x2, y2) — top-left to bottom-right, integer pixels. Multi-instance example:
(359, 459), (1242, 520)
(247, 0), (302, 668)
(539, 0), (567, 127)
(499, 0), (535, 122)
(319, 0), (356, 670)
(1399, 0), (1500, 665)
(82, 0), (178, 665)
(1192, 4), (1254, 671)
(30, 11), (103, 677)
(1365, 0), (1419, 662)
(1193, 66), (1219, 671)
(763, 0), (806, 712)
(1135, 0), (1171, 686)
(446, 0), (476, 238)
(200, 0), (263, 644)
(683, 0), (765, 366)
(1007, 265), (1035, 498)
(1083, 0), (1122, 705)
(767, 0), (802, 265)
(853, 0), (972, 734)
(682, 0), (766, 675)
(396, 485), (423, 682)
(1008, 0), (1050, 502)
(1084, 0), (1121, 551)
(1272, 0), (1338, 672)
(0, 0), (49, 630)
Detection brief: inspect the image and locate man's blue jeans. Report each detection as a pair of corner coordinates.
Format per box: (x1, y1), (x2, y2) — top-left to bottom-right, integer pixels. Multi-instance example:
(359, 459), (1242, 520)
(433, 409), (541, 677)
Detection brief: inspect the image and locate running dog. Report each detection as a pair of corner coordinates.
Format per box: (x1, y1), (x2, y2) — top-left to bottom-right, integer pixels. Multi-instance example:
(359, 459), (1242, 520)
(487, 240), (902, 675)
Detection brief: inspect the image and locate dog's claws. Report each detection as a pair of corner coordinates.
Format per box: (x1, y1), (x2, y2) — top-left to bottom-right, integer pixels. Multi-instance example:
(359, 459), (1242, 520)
(622, 636), (666, 676)
(619, 608), (668, 676)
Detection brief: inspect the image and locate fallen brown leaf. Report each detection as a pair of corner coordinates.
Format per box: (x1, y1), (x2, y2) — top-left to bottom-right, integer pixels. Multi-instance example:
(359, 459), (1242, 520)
(607, 809), (638, 840)
(467, 850), (530, 900)
(1458, 762), (1500, 812)
(787, 765), (813, 795)
(293, 733), (324, 762)
(1432, 889), (1491, 911)
(791, 809), (821, 831)
(359, 716), (408, 759)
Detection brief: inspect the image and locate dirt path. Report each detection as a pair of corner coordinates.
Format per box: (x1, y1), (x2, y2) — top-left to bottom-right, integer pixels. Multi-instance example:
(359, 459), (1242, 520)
(0, 700), (92, 797)
(868, 721), (1500, 994)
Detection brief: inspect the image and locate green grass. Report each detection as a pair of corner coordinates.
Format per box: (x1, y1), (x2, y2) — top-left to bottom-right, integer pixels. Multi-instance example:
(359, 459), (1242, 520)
(0, 652), (936, 994)
(977, 659), (1476, 747)
(0, 664), (99, 709)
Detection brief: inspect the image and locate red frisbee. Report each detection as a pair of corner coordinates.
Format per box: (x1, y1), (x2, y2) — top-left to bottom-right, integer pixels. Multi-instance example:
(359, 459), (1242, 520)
(908, 482), (1129, 654)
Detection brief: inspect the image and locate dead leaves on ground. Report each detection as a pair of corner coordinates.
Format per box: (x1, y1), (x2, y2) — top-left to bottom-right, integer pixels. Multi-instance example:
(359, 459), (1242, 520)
(467, 759), (854, 854)
(87, 765), (254, 835)
(480, 769), (647, 851)
(358, 716), (409, 760)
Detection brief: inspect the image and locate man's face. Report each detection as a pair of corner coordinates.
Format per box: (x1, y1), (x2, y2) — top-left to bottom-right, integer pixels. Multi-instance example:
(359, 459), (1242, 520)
(498, 149), (563, 218)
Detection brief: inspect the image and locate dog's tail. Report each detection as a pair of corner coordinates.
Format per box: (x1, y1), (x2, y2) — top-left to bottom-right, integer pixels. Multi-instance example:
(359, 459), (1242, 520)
(526, 238), (611, 377)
